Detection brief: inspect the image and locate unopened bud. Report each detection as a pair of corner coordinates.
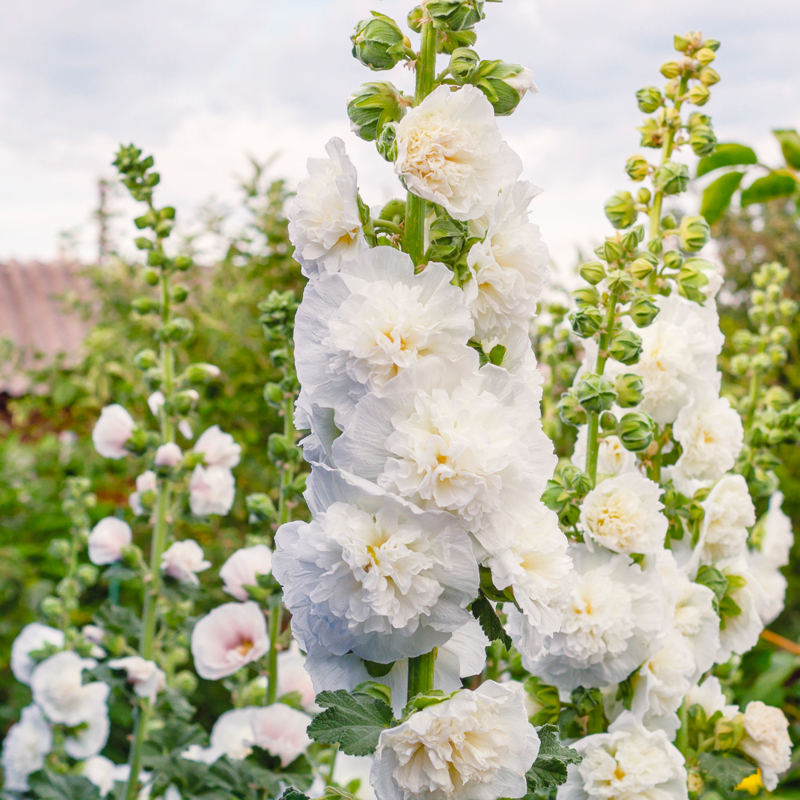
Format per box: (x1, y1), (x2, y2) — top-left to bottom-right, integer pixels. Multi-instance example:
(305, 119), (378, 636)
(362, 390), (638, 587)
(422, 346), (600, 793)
(695, 47), (716, 65)
(557, 392), (587, 427)
(171, 284), (189, 303)
(660, 61), (681, 79)
(604, 191), (637, 230)
(142, 268), (159, 286)
(351, 12), (407, 71)
(628, 297), (660, 328)
(606, 269), (633, 294)
(615, 374), (645, 408)
(687, 84), (710, 106)
(602, 239), (624, 263)
(174, 255), (192, 271)
(184, 363), (221, 383)
(698, 67), (720, 86)
(630, 257), (654, 281)
(427, 215), (468, 262)
(376, 121), (398, 162)
(470, 60), (538, 116)
(779, 298), (799, 318)
(690, 124), (717, 157)
(636, 86), (663, 113)
(673, 34), (691, 53)
(610, 330), (643, 365)
(570, 307), (603, 338)
(576, 375), (616, 414)
(704, 39), (721, 52)
(263, 382), (284, 408)
(677, 264), (710, 303)
(637, 117), (665, 149)
(131, 296), (160, 315)
(770, 326), (791, 347)
(765, 385), (792, 409)
(77, 564), (99, 586)
(246, 493), (278, 523)
(426, 0), (486, 32)
(572, 287), (600, 308)
(40, 597), (63, 619)
(731, 329), (753, 353)
(653, 161), (689, 195)
(751, 352), (772, 374)
(449, 47), (480, 84)
(618, 411), (655, 452)
(624, 155), (650, 182)
(174, 670), (198, 695)
(347, 82), (406, 142)
(579, 261), (606, 285)
(161, 317), (193, 343)
(679, 216), (711, 252)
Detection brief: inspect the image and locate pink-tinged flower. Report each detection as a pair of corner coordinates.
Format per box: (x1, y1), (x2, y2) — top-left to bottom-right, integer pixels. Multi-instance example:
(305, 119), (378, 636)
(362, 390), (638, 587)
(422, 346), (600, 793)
(92, 405), (136, 459)
(154, 442), (183, 467)
(189, 465), (235, 517)
(147, 391), (165, 416)
(109, 657), (166, 701)
(88, 518), (132, 565)
(191, 602), (269, 680)
(220, 545), (273, 601)
(130, 471), (157, 516)
(277, 641), (317, 711)
(161, 540), (211, 585)
(194, 426), (241, 468)
(250, 704), (312, 766)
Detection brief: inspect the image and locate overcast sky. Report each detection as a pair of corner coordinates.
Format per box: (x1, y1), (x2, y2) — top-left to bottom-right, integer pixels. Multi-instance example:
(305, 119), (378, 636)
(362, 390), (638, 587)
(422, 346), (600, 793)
(2, 0), (799, 268)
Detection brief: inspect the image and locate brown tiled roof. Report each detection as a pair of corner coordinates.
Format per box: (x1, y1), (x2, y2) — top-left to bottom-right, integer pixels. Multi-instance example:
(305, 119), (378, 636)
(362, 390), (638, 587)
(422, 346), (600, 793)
(0, 261), (91, 396)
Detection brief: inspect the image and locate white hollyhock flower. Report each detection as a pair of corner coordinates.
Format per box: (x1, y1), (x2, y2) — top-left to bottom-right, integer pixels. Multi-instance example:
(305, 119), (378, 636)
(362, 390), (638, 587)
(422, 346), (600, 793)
(571, 428), (636, 478)
(161, 539), (211, 584)
(303, 618), (488, 716)
(332, 352), (556, 556)
(220, 544), (273, 601)
(147, 391), (165, 416)
(558, 712), (687, 800)
(715, 558), (766, 663)
(191, 601), (269, 680)
(154, 442), (182, 467)
(685, 676), (739, 720)
(194, 425), (241, 468)
(1, 705), (52, 792)
(756, 491), (794, 569)
(504, 68), (539, 99)
(189, 464), (235, 516)
(249, 704), (313, 766)
(295, 388), (339, 466)
(130, 470), (157, 516)
(82, 756), (118, 797)
(30, 651), (108, 726)
(486, 502), (572, 660)
(294, 247), (473, 427)
(738, 701), (792, 791)
(88, 517), (132, 565)
(11, 623), (64, 685)
(82, 624), (106, 659)
(630, 630), (696, 738)
(464, 181), (550, 337)
(63, 695), (110, 759)
(478, 323), (544, 401)
(394, 85), (522, 222)
(288, 137), (365, 278)
(109, 657), (166, 701)
(276, 641), (317, 711)
(371, 681), (539, 800)
(92, 404), (136, 459)
(748, 555), (788, 626)
(691, 474), (755, 569)
(580, 473), (667, 555)
(527, 546), (664, 691)
(673, 388), (744, 484)
(274, 465), (479, 664)
(628, 294), (724, 425)
(183, 708), (256, 764)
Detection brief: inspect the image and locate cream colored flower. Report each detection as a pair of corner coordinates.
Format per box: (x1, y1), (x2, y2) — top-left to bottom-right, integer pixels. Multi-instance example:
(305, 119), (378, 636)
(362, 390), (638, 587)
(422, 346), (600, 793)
(738, 701), (792, 791)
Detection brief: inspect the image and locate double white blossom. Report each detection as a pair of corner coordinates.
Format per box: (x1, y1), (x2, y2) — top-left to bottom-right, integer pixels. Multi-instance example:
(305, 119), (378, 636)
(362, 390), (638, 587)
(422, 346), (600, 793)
(571, 428), (636, 479)
(739, 701), (793, 791)
(109, 657), (166, 701)
(1, 705), (53, 792)
(189, 464), (235, 516)
(10, 623), (64, 685)
(194, 425), (241, 468)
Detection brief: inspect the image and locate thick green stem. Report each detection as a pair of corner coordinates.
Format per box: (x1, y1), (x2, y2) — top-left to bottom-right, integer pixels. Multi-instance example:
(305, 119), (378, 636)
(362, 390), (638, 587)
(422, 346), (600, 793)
(585, 413), (601, 486)
(125, 702), (150, 800)
(407, 650), (436, 701)
(676, 700), (690, 758)
(277, 396), (296, 527)
(266, 602), (283, 706)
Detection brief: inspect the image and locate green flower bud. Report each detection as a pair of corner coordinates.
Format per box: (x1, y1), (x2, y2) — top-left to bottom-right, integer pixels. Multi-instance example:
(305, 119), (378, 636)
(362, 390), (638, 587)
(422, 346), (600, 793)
(698, 67), (720, 87)
(572, 287), (600, 308)
(268, 432), (295, 462)
(246, 493), (278, 523)
(695, 47), (716, 66)
(602, 239), (624, 263)
(679, 216), (711, 252)
(768, 344), (788, 366)
(470, 60), (536, 116)
(765, 386), (792, 410)
(449, 47), (480, 84)
(173, 390), (199, 415)
(77, 564), (99, 587)
(615, 374), (645, 408)
(557, 392), (587, 427)
(660, 61), (681, 79)
(662, 250), (682, 270)
(653, 161), (689, 195)
(40, 596), (63, 619)
(174, 670), (198, 695)
(184, 363), (222, 383)
(689, 124), (717, 157)
(600, 411), (618, 433)
(625, 155), (650, 182)
(576, 375), (616, 414)
(48, 539), (72, 560)
(161, 317), (193, 343)
(146, 249), (165, 267)
(570, 306), (604, 338)
(376, 121), (398, 162)
(134, 236), (153, 251)
(705, 39), (721, 52)
(677, 264), (710, 303)
(637, 117), (665, 149)
(630, 257), (654, 281)
(131, 296), (160, 315)
(347, 82), (406, 142)
(604, 191), (637, 230)
(427, 214), (468, 262)
(351, 13), (408, 71)
(629, 296), (660, 327)
(174, 255), (192, 271)
(687, 84), (710, 106)
(171, 284), (189, 303)
(636, 86), (663, 113)
(426, 0), (486, 32)
(751, 289), (765, 305)
(637, 189), (652, 206)
(687, 112), (711, 130)
(606, 269), (633, 294)
(770, 326), (791, 347)
(731, 329), (753, 353)
(730, 353), (750, 377)
(618, 411), (655, 452)
(263, 382), (285, 408)
(674, 34), (691, 52)
(751, 352), (772, 373)
(142, 267), (159, 286)
(610, 330), (643, 365)
(579, 261), (606, 285)
(647, 237), (663, 256)
(779, 298), (799, 318)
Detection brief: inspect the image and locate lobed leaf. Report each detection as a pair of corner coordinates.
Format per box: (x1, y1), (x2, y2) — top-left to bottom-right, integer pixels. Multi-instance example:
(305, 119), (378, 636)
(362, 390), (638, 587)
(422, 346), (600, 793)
(696, 752), (758, 791)
(469, 594), (512, 649)
(308, 690), (396, 756)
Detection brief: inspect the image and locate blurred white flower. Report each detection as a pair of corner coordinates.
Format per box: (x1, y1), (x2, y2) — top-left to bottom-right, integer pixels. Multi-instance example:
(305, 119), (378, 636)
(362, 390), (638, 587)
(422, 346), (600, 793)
(189, 464), (235, 516)
(109, 656), (166, 701)
(288, 137), (365, 278)
(82, 755), (118, 797)
(250, 704), (313, 766)
(130, 470), (157, 516)
(64, 697), (110, 759)
(738, 701), (792, 791)
(88, 517), (133, 565)
(371, 681), (539, 800)
(182, 708), (255, 764)
(161, 539), (211, 584)
(333, 754), (376, 800)
(147, 391), (165, 416)
(276, 640), (317, 711)
(194, 425), (241, 468)
(1, 705), (52, 792)
(154, 442), (182, 467)
(571, 428), (636, 478)
(11, 623), (64, 685)
(685, 676), (739, 720)
(92, 404), (136, 459)
(715, 558), (766, 663)
(395, 85), (522, 221)
(220, 544), (273, 601)
(191, 601), (269, 680)
(756, 491), (794, 569)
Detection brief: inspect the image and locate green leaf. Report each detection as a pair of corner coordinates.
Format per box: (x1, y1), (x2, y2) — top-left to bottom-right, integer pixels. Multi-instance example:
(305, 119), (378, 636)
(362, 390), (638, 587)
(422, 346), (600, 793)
(27, 771), (102, 800)
(741, 171), (798, 206)
(700, 171), (744, 225)
(308, 690), (395, 756)
(773, 129), (800, 170)
(697, 752), (757, 791)
(695, 565), (728, 614)
(469, 594), (512, 649)
(525, 725), (582, 792)
(696, 143), (757, 177)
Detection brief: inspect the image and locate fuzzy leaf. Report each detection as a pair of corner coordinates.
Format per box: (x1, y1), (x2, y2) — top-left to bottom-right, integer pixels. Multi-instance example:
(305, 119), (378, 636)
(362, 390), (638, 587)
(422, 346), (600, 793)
(696, 143), (757, 177)
(469, 594), (512, 649)
(697, 752), (757, 791)
(525, 724), (582, 792)
(308, 690), (395, 755)
(741, 171), (798, 206)
(27, 771), (102, 800)
(700, 171), (744, 225)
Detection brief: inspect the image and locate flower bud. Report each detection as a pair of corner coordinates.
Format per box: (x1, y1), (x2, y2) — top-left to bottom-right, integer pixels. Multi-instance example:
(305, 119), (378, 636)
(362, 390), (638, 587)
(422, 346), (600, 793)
(679, 215), (711, 252)
(132, 296), (160, 315)
(604, 191), (637, 229)
(570, 307), (603, 338)
(161, 317), (193, 343)
(263, 382), (284, 408)
(427, 215), (468, 262)
(751, 352), (772, 374)
(730, 354), (750, 377)
(705, 39), (721, 52)
(698, 67), (720, 87)
(347, 82), (406, 142)
(172, 390), (199, 415)
(610, 330), (643, 365)
(600, 411), (618, 433)
(779, 298), (799, 318)
(731, 329), (753, 353)
(630, 257), (654, 281)
(77, 564), (99, 587)
(449, 47), (480, 84)
(40, 597), (63, 619)
(351, 13), (408, 71)
(615, 374), (645, 408)
(246, 493), (278, 523)
(647, 237), (663, 256)
(174, 670), (198, 695)
(576, 375), (616, 414)
(184, 363), (221, 383)
(606, 268), (633, 294)
(376, 121), (398, 162)
(133, 349), (158, 371)
(625, 155), (650, 182)
(765, 385), (792, 410)
(695, 47), (716, 66)
(557, 392), (587, 427)
(636, 86), (663, 113)
(660, 61), (681, 79)
(618, 411), (655, 452)
(690, 124), (717, 157)
(770, 326), (791, 347)
(142, 267), (159, 286)
(629, 296), (660, 327)
(673, 34), (691, 52)
(572, 287), (600, 308)
(677, 264), (710, 302)
(602, 239), (624, 263)
(171, 283), (189, 303)
(686, 83), (710, 107)
(653, 161), (689, 195)
(768, 343), (788, 366)
(663, 250), (682, 270)
(579, 261), (606, 285)
(426, 0), (486, 32)
(637, 117), (665, 148)
(470, 60), (537, 116)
